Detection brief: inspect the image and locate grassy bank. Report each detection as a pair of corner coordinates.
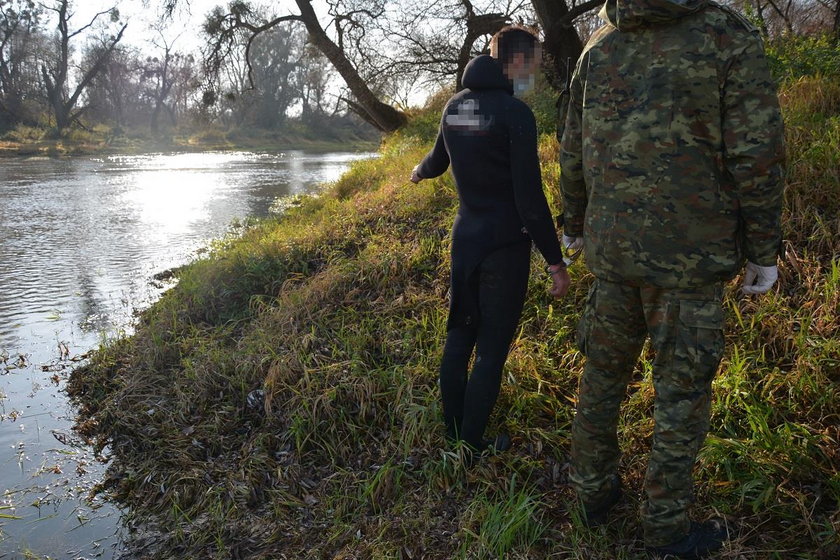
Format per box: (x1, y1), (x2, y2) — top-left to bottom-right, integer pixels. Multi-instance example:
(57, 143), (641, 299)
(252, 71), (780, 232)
(67, 75), (839, 559)
(0, 123), (379, 157)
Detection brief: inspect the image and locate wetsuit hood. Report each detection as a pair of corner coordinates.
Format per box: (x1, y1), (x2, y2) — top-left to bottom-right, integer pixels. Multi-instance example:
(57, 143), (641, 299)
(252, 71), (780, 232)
(462, 55), (514, 94)
(600, 0), (709, 31)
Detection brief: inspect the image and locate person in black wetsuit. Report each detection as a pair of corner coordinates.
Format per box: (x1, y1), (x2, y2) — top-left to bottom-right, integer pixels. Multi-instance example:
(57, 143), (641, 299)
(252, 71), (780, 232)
(410, 26), (571, 455)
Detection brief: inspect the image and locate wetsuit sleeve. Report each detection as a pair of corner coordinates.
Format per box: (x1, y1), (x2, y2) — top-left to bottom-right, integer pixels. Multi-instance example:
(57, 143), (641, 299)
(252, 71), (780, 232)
(722, 33), (785, 266)
(417, 130), (450, 179)
(509, 101), (565, 266)
(559, 55), (587, 238)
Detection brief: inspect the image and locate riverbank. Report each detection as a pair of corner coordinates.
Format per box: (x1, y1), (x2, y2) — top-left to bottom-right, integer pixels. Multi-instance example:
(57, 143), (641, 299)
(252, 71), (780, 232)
(67, 76), (839, 559)
(0, 124), (380, 158)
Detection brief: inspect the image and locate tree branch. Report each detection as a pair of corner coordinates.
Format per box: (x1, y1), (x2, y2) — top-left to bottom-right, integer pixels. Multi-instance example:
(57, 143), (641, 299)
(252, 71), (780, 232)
(66, 22), (127, 113)
(204, 6), (302, 91)
(67, 7), (114, 40)
(559, 0), (603, 27)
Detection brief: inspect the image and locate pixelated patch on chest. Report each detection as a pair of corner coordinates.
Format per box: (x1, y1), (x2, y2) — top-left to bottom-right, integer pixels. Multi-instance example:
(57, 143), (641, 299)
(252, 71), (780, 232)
(445, 99), (494, 133)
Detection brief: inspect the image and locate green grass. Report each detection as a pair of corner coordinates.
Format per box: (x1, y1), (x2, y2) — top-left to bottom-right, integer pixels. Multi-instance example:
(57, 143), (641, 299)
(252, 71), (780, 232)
(458, 475), (548, 558)
(67, 74), (840, 559)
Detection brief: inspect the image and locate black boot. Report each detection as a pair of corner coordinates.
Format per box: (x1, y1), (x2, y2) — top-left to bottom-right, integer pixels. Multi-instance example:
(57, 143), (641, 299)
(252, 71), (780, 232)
(463, 433), (511, 466)
(646, 520), (728, 559)
(481, 433), (511, 453)
(582, 476), (623, 528)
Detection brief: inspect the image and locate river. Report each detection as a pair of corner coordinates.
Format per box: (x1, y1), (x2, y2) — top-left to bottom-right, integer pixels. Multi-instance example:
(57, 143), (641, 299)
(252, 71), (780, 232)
(0, 150), (373, 558)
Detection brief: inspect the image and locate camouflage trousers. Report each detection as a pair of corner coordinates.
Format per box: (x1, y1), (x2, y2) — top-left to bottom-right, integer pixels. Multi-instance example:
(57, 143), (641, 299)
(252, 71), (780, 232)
(569, 278), (724, 547)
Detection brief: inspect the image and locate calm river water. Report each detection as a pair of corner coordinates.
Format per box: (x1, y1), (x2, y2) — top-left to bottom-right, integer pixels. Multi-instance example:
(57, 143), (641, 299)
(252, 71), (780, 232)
(0, 150), (372, 557)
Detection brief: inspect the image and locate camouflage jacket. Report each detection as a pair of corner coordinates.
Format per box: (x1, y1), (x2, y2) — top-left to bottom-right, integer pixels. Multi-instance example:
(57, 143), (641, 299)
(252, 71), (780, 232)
(560, 0), (785, 287)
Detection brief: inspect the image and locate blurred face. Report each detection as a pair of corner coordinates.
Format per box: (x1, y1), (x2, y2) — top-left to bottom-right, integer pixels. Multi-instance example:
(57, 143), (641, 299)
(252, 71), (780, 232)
(504, 46), (541, 96)
(507, 46), (541, 76)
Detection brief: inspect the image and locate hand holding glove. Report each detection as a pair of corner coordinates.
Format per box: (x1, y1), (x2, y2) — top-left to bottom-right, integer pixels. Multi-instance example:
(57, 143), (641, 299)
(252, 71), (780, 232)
(741, 262), (778, 294)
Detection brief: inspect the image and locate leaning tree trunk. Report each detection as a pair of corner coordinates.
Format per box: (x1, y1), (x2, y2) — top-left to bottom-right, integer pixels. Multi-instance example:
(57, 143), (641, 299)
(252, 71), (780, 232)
(295, 0), (406, 132)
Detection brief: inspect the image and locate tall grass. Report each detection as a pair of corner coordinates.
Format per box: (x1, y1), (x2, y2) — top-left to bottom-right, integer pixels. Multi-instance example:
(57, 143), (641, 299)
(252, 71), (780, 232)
(68, 74), (839, 559)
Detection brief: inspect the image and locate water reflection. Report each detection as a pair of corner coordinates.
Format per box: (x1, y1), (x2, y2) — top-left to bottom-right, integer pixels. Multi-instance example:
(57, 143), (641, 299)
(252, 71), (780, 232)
(0, 149), (372, 557)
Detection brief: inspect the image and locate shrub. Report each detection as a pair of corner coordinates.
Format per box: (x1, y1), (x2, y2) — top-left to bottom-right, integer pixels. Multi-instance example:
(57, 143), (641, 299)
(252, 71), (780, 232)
(0, 124), (44, 142)
(767, 34), (840, 82)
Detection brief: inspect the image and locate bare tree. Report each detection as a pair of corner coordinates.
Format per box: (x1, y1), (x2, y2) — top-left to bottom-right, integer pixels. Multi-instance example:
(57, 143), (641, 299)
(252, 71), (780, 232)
(40, 0), (127, 133)
(732, 0), (836, 37)
(799, 0), (840, 36)
(295, 41), (334, 119)
(142, 29), (186, 135)
(201, 0), (405, 132)
(248, 22), (300, 128)
(383, 0), (518, 92)
(0, 0), (43, 127)
(201, 24), (254, 127)
(766, 0), (796, 33)
(168, 52), (201, 124)
(82, 42), (132, 126)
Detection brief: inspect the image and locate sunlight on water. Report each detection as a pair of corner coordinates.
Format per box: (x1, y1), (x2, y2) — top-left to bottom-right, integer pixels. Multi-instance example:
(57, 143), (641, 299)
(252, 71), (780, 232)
(125, 169), (222, 237)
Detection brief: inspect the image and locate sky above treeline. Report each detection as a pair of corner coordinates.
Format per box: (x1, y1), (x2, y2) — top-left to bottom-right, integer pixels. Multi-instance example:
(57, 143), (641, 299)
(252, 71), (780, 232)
(73, 0), (297, 52)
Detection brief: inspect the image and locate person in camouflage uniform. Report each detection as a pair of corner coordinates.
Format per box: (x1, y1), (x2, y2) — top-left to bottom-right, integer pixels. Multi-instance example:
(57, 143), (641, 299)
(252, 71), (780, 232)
(559, 0), (785, 557)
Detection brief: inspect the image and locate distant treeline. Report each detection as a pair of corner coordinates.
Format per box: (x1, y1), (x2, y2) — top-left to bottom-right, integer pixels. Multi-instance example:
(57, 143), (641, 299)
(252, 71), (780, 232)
(0, 0), (377, 141)
(1, 0), (838, 142)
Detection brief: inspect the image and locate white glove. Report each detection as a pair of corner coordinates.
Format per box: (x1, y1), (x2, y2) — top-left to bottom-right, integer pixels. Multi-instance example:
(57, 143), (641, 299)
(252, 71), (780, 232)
(562, 234), (583, 265)
(742, 262), (778, 294)
(410, 165), (423, 184)
(562, 235), (583, 252)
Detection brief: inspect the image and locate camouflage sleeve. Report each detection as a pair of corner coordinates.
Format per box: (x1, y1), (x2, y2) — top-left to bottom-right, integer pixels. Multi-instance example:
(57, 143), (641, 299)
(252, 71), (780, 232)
(509, 101), (565, 266)
(722, 33), (785, 266)
(417, 129), (450, 179)
(559, 56), (587, 238)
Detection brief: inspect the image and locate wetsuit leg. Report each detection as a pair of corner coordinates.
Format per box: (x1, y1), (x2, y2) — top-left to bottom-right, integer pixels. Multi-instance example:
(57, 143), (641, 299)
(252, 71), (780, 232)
(458, 242), (531, 449)
(439, 323), (478, 440)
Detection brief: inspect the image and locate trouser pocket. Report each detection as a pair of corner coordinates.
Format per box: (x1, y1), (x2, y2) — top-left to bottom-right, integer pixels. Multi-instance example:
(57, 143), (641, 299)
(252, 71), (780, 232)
(676, 299), (725, 377)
